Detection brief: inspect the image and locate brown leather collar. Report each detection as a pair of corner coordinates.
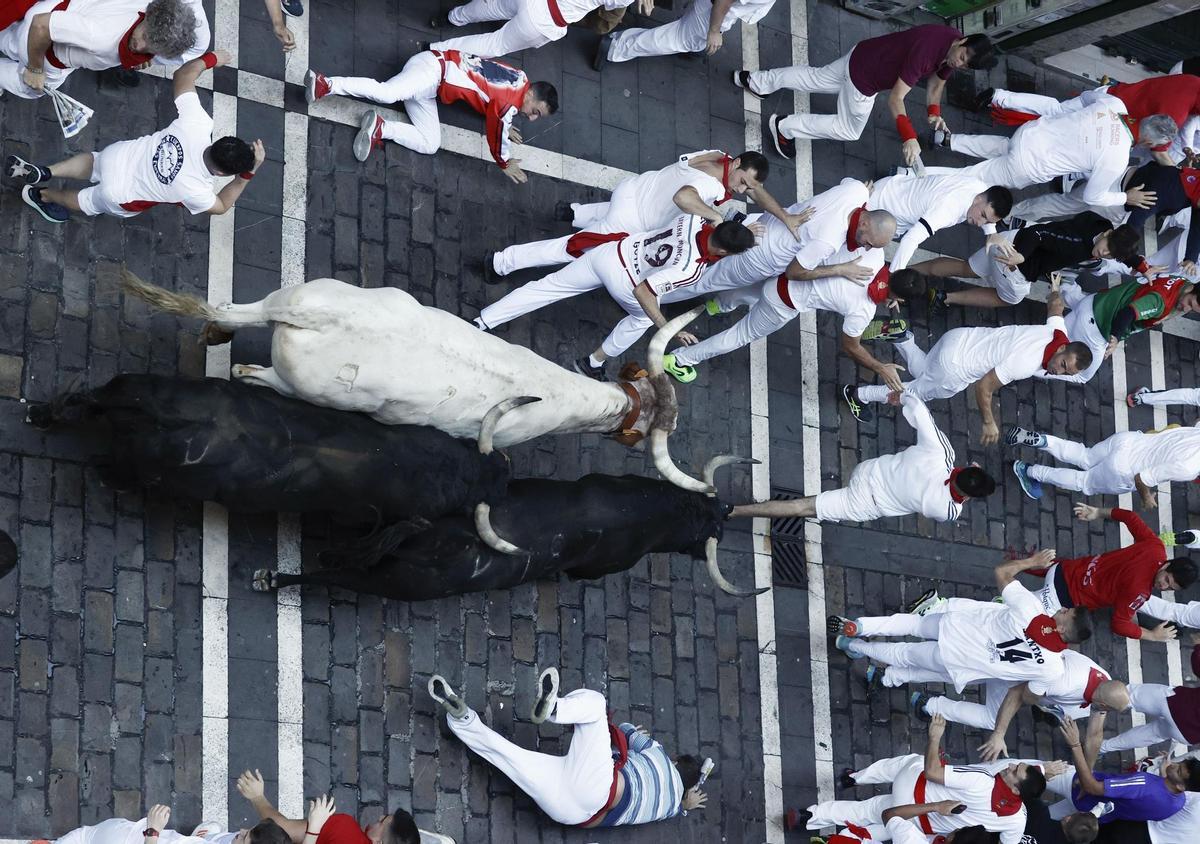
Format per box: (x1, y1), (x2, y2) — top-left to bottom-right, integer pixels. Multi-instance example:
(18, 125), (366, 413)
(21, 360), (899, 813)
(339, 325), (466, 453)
(613, 381), (643, 445)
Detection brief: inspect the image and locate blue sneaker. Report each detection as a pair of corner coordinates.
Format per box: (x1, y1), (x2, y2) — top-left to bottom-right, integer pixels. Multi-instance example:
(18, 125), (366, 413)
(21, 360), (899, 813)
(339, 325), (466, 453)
(835, 635), (863, 658)
(21, 185), (68, 223)
(1012, 460), (1043, 500)
(909, 692), (932, 723)
(280, 0), (303, 17)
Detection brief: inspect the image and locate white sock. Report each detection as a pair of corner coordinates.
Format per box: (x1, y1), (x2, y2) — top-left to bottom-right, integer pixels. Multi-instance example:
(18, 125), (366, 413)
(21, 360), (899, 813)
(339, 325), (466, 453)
(588, 354), (603, 368)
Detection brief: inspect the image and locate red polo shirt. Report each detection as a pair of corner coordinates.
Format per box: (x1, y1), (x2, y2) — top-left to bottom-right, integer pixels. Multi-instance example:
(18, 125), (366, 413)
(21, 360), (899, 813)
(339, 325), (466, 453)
(315, 815), (371, 844)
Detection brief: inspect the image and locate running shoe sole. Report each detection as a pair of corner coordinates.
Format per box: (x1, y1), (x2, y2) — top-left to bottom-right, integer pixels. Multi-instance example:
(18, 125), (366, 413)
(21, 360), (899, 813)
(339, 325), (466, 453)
(767, 114), (794, 160)
(353, 110), (381, 162)
(731, 70), (765, 100)
(531, 666), (559, 724)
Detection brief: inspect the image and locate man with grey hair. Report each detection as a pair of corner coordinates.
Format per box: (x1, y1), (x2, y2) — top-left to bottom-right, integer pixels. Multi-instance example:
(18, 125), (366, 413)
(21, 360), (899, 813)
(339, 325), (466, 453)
(923, 101), (1176, 214)
(0, 0), (210, 98)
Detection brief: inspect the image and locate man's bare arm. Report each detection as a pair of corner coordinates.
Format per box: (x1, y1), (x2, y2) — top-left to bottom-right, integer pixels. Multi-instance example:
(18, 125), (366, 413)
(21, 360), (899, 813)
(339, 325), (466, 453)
(924, 714), (948, 784)
(974, 370), (1004, 446)
(634, 282), (669, 328)
(978, 683), (1028, 760)
(23, 13), (53, 86)
(842, 333), (904, 393)
(236, 770), (307, 844)
(673, 186), (724, 225)
(994, 548), (1055, 590)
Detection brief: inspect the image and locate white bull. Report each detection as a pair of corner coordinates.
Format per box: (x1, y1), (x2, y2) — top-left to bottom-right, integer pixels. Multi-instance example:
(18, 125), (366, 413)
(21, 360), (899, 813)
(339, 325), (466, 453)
(123, 274), (710, 492)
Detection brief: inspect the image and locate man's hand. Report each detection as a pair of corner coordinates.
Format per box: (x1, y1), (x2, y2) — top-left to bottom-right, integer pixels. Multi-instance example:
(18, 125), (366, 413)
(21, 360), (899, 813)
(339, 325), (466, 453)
(236, 769), (267, 801)
(274, 22), (296, 51)
(977, 733), (1008, 762)
(835, 257), (876, 284)
(676, 331), (700, 346)
(146, 805), (171, 832)
(1042, 760), (1069, 778)
(901, 138), (921, 166)
(1142, 264), (1169, 278)
(1073, 502), (1104, 522)
(503, 161), (528, 184)
(21, 66), (45, 92)
(877, 363), (905, 393)
(748, 222), (766, 239)
(682, 786), (708, 811)
(210, 49), (233, 69)
(1125, 183), (1157, 210)
(508, 126), (523, 144)
(706, 31), (723, 55)
(928, 713), (947, 740)
(992, 241), (1023, 268)
(780, 212), (806, 240)
(306, 795), (336, 835)
(1181, 260), (1198, 277)
(251, 139), (267, 173)
(1103, 336), (1118, 360)
(933, 800), (965, 816)
(1145, 621), (1179, 642)
(1059, 716), (1082, 748)
(927, 114), (949, 133)
(980, 419), (1000, 446)
(1142, 488), (1159, 510)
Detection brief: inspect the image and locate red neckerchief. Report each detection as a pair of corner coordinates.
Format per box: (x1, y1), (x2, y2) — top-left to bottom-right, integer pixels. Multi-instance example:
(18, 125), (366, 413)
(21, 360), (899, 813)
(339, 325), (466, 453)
(991, 777), (1023, 816)
(945, 468), (966, 503)
(716, 155), (734, 205)
(118, 13), (154, 69)
(1025, 615), (1068, 652)
(1041, 329), (1068, 369)
(843, 822), (872, 840)
(867, 265), (891, 304)
(846, 206), (866, 250)
(695, 224), (719, 264)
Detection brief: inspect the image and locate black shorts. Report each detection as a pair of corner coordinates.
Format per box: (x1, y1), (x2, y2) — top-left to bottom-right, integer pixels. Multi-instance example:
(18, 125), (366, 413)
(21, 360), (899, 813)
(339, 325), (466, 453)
(1096, 819), (1151, 844)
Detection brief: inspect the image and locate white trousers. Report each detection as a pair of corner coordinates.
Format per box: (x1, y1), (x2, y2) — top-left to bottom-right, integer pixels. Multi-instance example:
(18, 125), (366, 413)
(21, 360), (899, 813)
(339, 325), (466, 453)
(991, 87), (1115, 119)
(57, 819), (198, 844)
(926, 134), (1031, 190)
(1099, 684), (1189, 753)
(0, 22), (70, 98)
(448, 688), (614, 825)
(814, 461), (885, 523)
(328, 52), (443, 155)
(608, 0), (726, 62)
(479, 243), (653, 357)
(967, 234), (1032, 305)
(1009, 185), (1126, 227)
(807, 755), (926, 830)
(925, 679), (1013, 730)
(749, 53), (876, 142)
(1138, 387), (1200, 408)
(671, 278), (796, 366)
(844, 614), (954, 687)
(436, 0), (566, 58)
(856, 334), (967, 404)
(1025, 431), (1135, 495)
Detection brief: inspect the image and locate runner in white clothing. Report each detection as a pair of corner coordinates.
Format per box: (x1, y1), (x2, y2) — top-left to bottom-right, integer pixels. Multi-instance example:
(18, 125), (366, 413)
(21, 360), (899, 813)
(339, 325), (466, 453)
(596, 0), (775, 67)
(0, 0), (208, 98)
(728, 393), (997, 525)
(1128, 384), (1200, 409)
(477, 215), (755, 377)
(15, 51), (265, 224)
(489, 150), (804, 276)
(431, 0), (640, 59)
(52, 803), (296, 844)
(830, 552), (1091, 693)
(845, 280), (1092, 444)
(1141, 593), (1200, 629)
(1011, 421), (1200, 504)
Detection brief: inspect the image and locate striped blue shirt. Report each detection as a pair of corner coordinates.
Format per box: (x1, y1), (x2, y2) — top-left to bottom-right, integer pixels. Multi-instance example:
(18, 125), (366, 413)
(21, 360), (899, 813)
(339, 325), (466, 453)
(603, 723), (684, 826)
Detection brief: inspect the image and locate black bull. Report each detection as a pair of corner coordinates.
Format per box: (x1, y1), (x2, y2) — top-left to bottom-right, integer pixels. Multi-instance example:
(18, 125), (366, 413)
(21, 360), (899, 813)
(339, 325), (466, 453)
(28, 374), (512, 526)
(262, 471), (765, 600)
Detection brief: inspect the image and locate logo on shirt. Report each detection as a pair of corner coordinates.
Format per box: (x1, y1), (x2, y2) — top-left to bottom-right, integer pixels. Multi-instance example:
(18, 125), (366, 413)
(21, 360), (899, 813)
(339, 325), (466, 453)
(152, 135), (185, 185)
(1081, 554), (1100, 587)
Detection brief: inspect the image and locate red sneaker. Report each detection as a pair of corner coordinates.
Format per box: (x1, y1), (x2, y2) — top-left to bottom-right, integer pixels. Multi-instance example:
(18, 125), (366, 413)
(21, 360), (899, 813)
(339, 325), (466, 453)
(305, 69), (331, 104)
(353, 110), (385, 162)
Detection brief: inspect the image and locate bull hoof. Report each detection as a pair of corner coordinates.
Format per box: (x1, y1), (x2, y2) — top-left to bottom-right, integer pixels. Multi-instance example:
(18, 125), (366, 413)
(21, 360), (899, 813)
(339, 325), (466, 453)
(201, 322), (235, 346)
(251, 568), (278, 592)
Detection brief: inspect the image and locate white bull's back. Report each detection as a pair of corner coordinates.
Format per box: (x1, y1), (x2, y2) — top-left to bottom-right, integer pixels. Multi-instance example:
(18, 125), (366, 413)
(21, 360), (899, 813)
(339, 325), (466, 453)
(265, 280), (632, 446)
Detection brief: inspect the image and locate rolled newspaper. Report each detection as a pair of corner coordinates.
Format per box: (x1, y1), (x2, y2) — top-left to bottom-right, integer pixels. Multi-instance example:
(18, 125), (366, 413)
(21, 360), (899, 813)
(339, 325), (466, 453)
(48, 87), (94, 139)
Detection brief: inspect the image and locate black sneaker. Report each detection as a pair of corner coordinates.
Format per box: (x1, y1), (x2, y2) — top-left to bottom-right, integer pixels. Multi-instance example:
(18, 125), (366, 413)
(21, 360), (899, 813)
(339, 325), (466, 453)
(731, 70), (764, 100)
(280, 0), (304, 17)
(21, 185), (68, 223)
(910, 692), (932, 723)
(481, 253), (502, 285)
(554, 200), (574, 222)
(593, 33), (612, 72)
(572, 355), (607, 381)
(973, 86), (995, 113)
(836, 768), (857, 791)
(6, 154), (49, 185)
(768, 114), (795, 160)
(927, 286), (947, 314)
(842, 384), (873, 423)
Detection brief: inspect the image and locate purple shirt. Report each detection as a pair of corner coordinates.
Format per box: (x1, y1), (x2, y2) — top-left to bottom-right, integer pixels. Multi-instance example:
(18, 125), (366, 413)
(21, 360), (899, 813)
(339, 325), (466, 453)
(847, 24), (961, 96)
(1072, 771), (1185, 823)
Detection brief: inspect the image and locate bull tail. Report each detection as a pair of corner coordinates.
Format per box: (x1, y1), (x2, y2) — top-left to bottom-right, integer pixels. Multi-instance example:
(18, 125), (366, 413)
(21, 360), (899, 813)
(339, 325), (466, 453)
(319, 517), (433, 570)
(121, 269), (221, 321)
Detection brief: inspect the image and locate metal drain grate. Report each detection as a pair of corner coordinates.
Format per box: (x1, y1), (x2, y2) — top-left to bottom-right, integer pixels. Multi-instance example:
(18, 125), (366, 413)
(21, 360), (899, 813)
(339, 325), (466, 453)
(768, 489), (808, 589)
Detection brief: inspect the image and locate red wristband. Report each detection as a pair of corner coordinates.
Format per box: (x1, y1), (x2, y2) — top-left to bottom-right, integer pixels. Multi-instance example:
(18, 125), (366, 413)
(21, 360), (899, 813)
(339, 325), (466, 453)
(896, 115), (917, 143)
(927, 104), (941, 117)
(239, 171), (255, 181)
(201, 51), (218, 70)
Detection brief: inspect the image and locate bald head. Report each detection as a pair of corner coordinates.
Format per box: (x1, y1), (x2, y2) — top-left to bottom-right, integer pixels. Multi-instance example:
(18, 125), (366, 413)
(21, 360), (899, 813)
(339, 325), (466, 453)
(858, 209), (897, 249)
(1091, 680), (1131, 712)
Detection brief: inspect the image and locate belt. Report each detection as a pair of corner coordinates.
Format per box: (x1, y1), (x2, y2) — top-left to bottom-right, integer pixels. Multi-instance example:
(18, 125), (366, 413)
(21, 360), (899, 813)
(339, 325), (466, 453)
(546, 0), (567, 27)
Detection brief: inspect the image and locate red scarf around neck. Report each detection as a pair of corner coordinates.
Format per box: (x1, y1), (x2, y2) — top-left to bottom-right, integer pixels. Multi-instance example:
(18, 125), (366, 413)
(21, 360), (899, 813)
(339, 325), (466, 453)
(1025, 615), (1068, 652)
(944, 468), (966, 503)
(846, 206), (866, 250)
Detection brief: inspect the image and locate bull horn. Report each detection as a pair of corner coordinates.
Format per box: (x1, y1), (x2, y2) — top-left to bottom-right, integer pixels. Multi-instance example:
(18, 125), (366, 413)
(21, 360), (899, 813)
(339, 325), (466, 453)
(650, 428), (713, 493)
(474, 503), (525, 555)
(647, 305), (705, 377)
(705, 537), (769, 598)
(702, 455), (760, 490)
(478, 396), (541, 454)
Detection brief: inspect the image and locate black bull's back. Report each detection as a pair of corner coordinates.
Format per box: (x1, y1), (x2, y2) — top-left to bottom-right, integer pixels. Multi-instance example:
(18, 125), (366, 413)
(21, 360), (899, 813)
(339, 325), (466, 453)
(40, 374), (510, 523)
(282, 475), (730, 601)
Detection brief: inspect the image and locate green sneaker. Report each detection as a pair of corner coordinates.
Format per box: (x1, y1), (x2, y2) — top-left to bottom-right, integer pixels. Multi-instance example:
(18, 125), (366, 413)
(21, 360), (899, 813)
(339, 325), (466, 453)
(861, 317), (911, 342)
(704, 298), (720, 316)
(1161, 531), (1178, 548)
(663, 354), (697, 383)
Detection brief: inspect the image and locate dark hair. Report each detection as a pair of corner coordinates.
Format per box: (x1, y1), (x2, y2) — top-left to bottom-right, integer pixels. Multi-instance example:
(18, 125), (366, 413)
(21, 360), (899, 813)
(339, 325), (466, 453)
(1167, 557), (1198, 590)
(248, 820), (292, 844)
(0, 530), (15, 580)
(982, 186), (1013, 219)
(1018, 766), (1047, 801)
(1107, 225), (1142, 267)
(950, 827), (999, 844)
(962, 34), (998, 70)
(1183, 758), (1200, 792)
(209, 136), (256, 176)
(711, 220), (756, 254)
(1063, 812), (1100, 843)
(955, 466), (996, 498)
(676, 754), (702, 791)
(386, 811), (419, 844)
(1062, 342), (1094, 373)
(890, 268), (927, 300)
(529, 81), (559, 114)
(1063, 608), (1093, 644)
(733, 150), (769, 181)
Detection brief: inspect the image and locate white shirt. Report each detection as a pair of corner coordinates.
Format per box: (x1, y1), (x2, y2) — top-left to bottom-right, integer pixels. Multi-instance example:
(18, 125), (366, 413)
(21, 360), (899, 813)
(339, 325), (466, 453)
(1037, 649), (1110, 710)
(785, 244), (885, 338)
(35, 0), (209, 70)
(104, 91), (216, 214)
(726, 0), (776, 26)
(559, 0), (630, 22)
(1118, 424), (1200, 487)
(937, 314), (1065, 387)
(617, 214), (711, 295)
(1012, 100), (1133, 207)
(793, 177), (870, 271)
(868, 173), (996, 272)
(1149, 790), (1200, 843)
(859, 393), (962, 522)
(936, 582), (1066, 692)
(1141, 595), (1200, 630)
(916, 764), (1027, 844)
(624, 150), (728, 233)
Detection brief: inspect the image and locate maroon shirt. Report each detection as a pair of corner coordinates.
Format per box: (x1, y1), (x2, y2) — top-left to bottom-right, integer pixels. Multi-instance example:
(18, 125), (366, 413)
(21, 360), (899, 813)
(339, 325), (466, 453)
(1167, 646), (1200, 743)
(847, 24), (961, 96)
